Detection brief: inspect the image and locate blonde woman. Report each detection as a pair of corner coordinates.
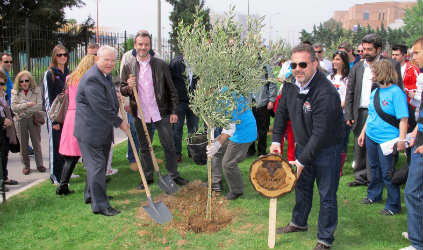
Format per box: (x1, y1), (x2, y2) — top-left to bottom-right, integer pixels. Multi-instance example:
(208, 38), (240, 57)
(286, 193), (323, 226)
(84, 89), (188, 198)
(57, 55), (96, 195)
(358, 59), (408, 215)
(11, 71), (45, 175)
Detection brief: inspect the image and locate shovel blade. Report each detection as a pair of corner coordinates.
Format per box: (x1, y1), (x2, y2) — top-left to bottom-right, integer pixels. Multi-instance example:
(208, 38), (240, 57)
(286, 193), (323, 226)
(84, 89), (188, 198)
(143, 197), (172, 224)
(157, 173), (179, 195)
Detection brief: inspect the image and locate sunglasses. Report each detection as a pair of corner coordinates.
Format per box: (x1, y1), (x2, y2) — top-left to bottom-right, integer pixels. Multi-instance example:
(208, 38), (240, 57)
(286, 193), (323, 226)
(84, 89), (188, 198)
(56, 53), (68, 57)
(315, 50), (323, 54)
(19, 79), (30, 83)
(290, 62), (308, 69)
(357, 50), (363, 53)
(2, 61), (12, 64)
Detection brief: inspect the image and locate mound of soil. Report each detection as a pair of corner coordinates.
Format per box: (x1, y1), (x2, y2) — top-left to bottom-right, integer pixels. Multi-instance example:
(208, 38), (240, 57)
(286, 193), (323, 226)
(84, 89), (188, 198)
(136, 180), (233, 234)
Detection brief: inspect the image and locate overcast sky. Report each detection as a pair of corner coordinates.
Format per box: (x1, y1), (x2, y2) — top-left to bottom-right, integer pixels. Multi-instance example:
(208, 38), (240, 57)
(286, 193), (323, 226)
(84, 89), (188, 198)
(65, 0), (416, 45)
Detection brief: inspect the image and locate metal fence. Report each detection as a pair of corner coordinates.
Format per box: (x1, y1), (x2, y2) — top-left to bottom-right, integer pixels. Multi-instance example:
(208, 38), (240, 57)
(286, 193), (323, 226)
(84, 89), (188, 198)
(0, 20), (172, 84)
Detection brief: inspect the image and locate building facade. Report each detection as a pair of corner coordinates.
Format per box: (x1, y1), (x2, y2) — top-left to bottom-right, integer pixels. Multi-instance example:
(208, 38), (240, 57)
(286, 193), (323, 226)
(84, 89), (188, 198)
(332, 1), (416, 30)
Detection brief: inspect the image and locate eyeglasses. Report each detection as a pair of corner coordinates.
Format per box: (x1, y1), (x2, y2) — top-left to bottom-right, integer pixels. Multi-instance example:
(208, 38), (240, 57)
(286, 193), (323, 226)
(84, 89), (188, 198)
(315, 50), (323, 54)
(290, 62), (308, 69)
(56, 53), (68, 57)
(2, 61), (12, 64)
(19, 79), (30, 83)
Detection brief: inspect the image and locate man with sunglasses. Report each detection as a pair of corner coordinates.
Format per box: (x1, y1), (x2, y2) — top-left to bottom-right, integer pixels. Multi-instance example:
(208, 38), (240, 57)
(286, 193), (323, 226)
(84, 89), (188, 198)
(344, 33), (403, 188)
(313, 43), (332, 74)
(0, 53), (13, 105)
(356, 44), (364, 60)
(270, 44), (344, 250)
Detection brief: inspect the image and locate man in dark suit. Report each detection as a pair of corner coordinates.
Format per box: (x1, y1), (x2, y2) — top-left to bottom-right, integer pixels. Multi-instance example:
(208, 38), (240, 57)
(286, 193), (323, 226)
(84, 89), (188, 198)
(345, 33), (403, 187)
(74, 45), (128, 216)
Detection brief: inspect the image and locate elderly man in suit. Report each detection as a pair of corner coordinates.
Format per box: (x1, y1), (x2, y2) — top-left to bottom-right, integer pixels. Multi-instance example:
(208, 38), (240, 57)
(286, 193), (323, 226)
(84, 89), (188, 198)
(74, 45), (128, 216)
(345, 33), (403, 187)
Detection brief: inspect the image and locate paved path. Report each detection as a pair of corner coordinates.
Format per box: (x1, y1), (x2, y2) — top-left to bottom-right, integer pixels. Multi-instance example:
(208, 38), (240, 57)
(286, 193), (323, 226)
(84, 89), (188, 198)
(3, 124), (127, 201)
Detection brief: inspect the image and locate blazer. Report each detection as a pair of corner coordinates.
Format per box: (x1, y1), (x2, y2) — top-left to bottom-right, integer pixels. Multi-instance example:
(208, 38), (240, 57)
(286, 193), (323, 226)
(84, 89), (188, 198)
(344, 57), (403, 131)
(74, 64), (122, 146)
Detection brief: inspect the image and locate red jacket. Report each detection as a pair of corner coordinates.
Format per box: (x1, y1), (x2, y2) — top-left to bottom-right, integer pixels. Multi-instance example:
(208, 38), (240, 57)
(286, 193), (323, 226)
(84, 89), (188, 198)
(403, 61), (420, 106)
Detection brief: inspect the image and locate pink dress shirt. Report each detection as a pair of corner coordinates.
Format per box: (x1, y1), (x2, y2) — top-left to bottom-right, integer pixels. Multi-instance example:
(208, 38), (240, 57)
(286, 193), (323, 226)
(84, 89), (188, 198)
(137, 57), (161, 123)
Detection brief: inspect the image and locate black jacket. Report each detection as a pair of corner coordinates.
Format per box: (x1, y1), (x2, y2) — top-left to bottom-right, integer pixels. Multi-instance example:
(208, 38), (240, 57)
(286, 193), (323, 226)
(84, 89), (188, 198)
(120, 54), (178, 118)
(272, 71), (345, 165)
(169, 55), (190, 103)
(42, 67), (69, 125)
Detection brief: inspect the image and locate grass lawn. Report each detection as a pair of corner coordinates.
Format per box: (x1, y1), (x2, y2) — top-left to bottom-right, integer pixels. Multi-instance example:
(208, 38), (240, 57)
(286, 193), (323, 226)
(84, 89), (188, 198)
(0, 130), (410, 250)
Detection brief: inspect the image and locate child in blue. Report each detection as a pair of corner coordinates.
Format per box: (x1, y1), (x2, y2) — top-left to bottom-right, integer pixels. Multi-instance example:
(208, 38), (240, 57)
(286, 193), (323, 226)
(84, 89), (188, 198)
(358, 59), (409, 215)
(207, 91), (257, 200)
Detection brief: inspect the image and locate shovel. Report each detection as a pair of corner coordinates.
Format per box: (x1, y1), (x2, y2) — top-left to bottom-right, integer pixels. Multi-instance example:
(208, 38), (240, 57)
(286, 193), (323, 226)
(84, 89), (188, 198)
(118, 98), (172, 224)
(268, 198), (277, 248)
(131, 85), (178, 195)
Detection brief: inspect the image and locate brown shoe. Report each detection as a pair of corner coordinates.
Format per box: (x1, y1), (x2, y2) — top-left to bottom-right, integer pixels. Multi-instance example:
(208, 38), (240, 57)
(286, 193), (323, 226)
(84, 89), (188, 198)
(129, 162), (138, 172)
(313, 242), (330, 250)
(276, 224), (307, 234)
(37, 166), (47, 172)
(22, 168), (30, 175)
(156, 158), (163, 164)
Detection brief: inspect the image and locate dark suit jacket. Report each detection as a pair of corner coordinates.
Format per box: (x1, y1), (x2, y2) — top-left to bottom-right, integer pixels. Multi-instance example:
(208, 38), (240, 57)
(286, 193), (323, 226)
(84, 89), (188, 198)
(74, 64), (122, 146)
(344, 57), (403, 131)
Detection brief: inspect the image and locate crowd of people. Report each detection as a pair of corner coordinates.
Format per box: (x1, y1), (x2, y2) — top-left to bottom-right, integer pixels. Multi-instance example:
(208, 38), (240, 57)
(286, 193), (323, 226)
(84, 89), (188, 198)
(0, 29), (421, 250)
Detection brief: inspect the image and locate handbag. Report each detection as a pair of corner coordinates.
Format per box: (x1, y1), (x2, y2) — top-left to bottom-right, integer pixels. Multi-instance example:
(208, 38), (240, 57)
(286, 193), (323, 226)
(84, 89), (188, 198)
(33, 111), (45, 126)
(374, 88), (416, 133)
(388, 143), (409, 185)
(48, 85), (68, 124)
(8, 136), (20, 153)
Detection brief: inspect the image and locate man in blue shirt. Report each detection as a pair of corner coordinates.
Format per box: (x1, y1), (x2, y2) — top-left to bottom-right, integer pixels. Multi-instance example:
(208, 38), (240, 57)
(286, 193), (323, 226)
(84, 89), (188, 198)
(0, 53), (13, 103)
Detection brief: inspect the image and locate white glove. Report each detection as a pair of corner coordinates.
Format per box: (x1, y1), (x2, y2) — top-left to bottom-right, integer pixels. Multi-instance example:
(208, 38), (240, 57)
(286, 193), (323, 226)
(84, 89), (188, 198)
(207, 140), (222, 158)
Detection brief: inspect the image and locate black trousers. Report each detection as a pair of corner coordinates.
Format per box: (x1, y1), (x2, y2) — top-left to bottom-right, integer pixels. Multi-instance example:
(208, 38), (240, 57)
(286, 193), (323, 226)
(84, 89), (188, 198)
(49, 127), (65, 183)
(0, 139), (9, 180)
(248, 106), (270, 155)
(134, 115), (179, 180)
(352, 108), (371, 184)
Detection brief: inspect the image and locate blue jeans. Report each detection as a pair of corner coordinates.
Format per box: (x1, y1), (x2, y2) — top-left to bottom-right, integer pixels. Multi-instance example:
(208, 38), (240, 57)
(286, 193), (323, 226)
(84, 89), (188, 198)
(404, 147), (423, 250)
(365, 136), (401, 213)
(172, 102), (199, 157)
(291, 143), (341, 246)
(127, 113), (140, 163)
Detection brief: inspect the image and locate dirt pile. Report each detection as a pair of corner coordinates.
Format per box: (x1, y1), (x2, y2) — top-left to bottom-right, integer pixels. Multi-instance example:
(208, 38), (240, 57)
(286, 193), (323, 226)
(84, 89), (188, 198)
(136, 180), (233, 234)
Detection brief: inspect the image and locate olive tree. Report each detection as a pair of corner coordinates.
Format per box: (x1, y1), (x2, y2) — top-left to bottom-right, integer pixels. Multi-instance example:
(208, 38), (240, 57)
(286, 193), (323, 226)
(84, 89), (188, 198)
(177, 7), (282, 219)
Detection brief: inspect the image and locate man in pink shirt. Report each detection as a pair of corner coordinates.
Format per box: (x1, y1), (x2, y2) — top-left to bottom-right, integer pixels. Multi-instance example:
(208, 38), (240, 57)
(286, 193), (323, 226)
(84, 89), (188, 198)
(120, 30), (188, 189)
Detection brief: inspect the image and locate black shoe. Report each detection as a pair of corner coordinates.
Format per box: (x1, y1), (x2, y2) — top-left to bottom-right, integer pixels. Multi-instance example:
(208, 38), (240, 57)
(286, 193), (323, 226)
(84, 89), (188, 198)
(348, 181), (368, 187)
(173, 176), (189, 186)
(136, 180), (154, 190)
(93, 207), (120, 216)
(106, 177), (111, 183)
(85, 196), (113, 204)
(360, 198), (381, 204)
(225, 192), (243, 200)
(56, 185), (75, 196)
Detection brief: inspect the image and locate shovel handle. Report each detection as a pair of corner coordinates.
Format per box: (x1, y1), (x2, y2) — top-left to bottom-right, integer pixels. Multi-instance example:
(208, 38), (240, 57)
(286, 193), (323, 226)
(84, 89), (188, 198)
(118, 97), (153, 198)
(268, 198), (277, 249)
(132, 86), (161, 173)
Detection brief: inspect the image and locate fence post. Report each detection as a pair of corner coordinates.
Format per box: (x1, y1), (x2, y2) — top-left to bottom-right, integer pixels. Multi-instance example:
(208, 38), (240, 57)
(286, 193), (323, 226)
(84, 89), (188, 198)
(25, 18), (31, 70)
(124, 30), (127, 52)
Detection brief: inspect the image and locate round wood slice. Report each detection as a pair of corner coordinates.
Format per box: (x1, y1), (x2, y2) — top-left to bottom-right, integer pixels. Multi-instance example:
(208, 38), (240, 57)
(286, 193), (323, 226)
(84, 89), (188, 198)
(249, 154), (296, 198)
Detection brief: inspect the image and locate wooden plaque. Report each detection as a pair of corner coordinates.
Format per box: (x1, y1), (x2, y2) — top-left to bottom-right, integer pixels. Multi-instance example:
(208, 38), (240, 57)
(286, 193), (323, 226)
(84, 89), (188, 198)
(249, 154), (296, 198)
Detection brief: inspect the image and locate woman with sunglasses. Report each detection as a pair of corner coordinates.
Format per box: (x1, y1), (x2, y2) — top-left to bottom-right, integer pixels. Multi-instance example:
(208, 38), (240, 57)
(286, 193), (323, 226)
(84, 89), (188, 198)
(56, 55), (96, 195)
(42, 44), (70, 184)
(327, 50), (350, 176)
(11, 71), (45, 175)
